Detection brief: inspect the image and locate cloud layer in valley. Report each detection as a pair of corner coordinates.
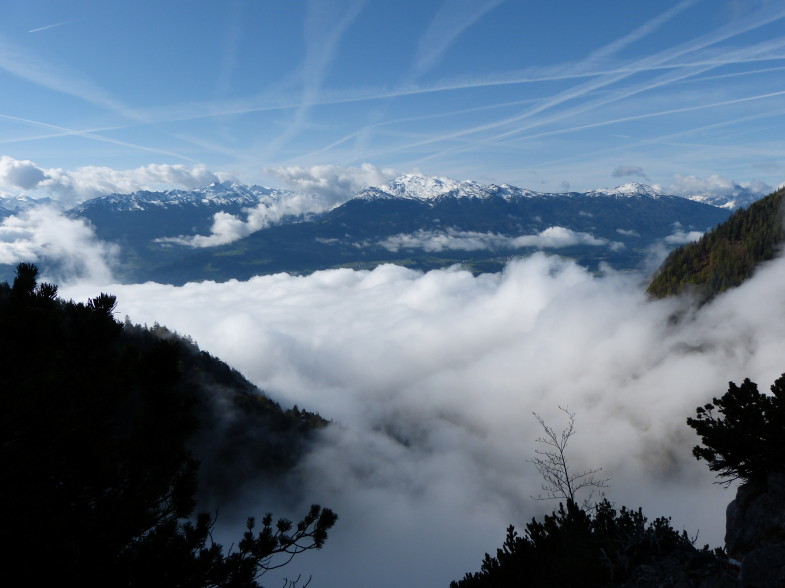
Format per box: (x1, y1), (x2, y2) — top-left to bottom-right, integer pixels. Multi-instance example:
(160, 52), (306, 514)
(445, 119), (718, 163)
(158, 163), (398, 247)
(0, 207), (117, 283)
(376, 226), (621, 253)
(58, 249), (785, 587)
(158, 192), (335, 248)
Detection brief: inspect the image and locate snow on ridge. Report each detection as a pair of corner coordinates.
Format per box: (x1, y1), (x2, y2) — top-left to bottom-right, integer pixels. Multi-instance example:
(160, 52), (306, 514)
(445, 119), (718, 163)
(586, 183), (665, 198)
(682, 191), (761, 210)
(72, 182), (296, 212)
(357, 175), (672, 202)
(356, 174), (544, 201)
(0, 194), (58, 214)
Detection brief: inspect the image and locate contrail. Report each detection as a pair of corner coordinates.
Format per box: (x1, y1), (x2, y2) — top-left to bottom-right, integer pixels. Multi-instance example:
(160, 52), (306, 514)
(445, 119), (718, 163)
(0, 113), (199, 162)
(29, 20), (79, 33)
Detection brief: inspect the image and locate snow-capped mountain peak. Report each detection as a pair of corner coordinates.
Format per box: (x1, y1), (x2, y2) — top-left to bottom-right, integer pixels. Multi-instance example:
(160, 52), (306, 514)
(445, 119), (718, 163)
(355, 175), (677, 203)
(386, 174), (482, 199)
(356, 174), (543, 201)
(0, 194), (58, 215)
(71, 183), (291, 213)
(586, 183), (665, 198)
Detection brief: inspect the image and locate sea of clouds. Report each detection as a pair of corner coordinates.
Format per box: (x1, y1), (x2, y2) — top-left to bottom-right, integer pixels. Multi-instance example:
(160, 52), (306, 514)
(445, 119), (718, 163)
(2, 160), (783, 585)
(55, 249), (785, 587)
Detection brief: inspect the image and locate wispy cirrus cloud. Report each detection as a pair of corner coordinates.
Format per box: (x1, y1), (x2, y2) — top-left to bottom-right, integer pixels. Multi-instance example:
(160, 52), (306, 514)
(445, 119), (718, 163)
(28, 19), (81, 34)
(401, 6), (785, 166)
(0, 33), (211, 162)
(410, 0), (506, 80)
(118, 3), (785, 140)
(351, 0), (505, 158)
(262, 0), (367, 159)
(0, 34), (138, 120)
(0, 113), (199, 162)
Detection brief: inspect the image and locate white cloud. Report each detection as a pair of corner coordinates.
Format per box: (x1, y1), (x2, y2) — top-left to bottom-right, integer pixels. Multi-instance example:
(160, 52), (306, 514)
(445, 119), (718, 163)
(264, 163), (398, 204)
(59, 249), (785, 586)
(662, 173), (772, 198)
(617, 228), (640, 237)
(665, 229), (704, 245)
(641, 225), (704, 271)
(0, 207), (117, 282)
(160, 192), (334, 248)
(0, 155), (48, 190)
(377, 227), (620, 253)
(612, 165), (649, 180)
(0, 156), (224, 204)
(512, 226), (620, 249)
(378, 229), (505, 252)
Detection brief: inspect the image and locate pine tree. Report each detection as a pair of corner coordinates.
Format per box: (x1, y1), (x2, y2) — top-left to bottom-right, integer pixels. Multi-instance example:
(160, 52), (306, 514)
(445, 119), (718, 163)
(0, 263), (336, 586)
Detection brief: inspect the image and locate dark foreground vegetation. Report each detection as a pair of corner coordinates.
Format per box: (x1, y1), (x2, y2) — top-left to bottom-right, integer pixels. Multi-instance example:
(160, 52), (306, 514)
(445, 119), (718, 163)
(452, 370), (785, 587)
(0, 263), (336, 587)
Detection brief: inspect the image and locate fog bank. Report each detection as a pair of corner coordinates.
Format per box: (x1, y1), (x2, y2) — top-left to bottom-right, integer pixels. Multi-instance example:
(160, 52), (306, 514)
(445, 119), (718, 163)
(61, 253), (785, 587)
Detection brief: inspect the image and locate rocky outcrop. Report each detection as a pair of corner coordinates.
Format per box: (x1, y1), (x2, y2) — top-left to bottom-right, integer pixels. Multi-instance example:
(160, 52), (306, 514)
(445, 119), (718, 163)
(726, 473), (785, 586)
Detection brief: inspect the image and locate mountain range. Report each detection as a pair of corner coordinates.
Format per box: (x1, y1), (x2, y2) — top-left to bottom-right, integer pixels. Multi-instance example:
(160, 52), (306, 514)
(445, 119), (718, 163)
(1, 175), (739, 283)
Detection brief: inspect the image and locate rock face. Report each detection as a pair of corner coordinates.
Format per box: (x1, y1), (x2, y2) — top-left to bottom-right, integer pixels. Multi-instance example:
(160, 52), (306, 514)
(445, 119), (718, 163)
(726, 472), (785, 586)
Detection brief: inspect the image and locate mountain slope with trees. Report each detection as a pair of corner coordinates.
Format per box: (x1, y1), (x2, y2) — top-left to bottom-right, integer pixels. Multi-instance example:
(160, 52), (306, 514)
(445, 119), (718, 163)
(647, 186), (785, 303)
(0, 263), (336, 586)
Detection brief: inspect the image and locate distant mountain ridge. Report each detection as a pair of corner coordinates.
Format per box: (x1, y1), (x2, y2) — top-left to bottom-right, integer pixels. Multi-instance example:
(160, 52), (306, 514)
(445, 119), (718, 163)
(679, 184), (767, 210)
(0, 194), (56, 214)
(355, 175), (666, 202)
(586, 183), (665, 198)
(355, 174), (541, 201)
(112, 175), (731, 285)
(0, 175), (749, 284)
(69, 181), (290, 213)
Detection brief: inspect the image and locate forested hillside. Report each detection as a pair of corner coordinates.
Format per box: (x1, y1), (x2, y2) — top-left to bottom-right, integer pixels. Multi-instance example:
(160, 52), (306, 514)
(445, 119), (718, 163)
(0, 263), (335, 586)
(647, 187), (785, 302)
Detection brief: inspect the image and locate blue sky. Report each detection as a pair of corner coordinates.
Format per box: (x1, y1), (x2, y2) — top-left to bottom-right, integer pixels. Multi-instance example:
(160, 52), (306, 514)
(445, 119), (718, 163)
(1, 0), (784, 200)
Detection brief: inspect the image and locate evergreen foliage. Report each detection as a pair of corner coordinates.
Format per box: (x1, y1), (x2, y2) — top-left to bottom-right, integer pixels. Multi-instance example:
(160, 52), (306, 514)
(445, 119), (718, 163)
(450, 499), (713, 588)
(118, 318), (328, 505)
(647, 187), (785, 302)
(452, 409), (727, 587)
(0, 263), (336, 586)
(687, 374), (785, 486)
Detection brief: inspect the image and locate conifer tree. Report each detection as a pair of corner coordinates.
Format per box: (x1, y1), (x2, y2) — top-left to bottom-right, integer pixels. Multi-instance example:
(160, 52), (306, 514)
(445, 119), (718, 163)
(0, 263), (336, 587)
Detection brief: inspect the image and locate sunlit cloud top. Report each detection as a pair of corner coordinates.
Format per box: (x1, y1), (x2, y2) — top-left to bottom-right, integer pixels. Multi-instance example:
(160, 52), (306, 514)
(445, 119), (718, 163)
(0, 0), (783, 193)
